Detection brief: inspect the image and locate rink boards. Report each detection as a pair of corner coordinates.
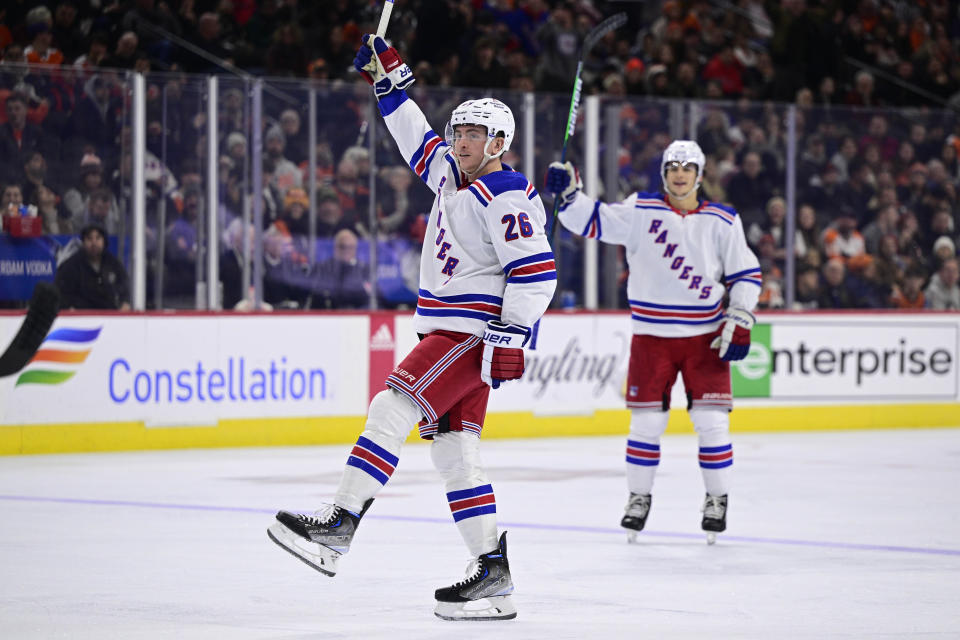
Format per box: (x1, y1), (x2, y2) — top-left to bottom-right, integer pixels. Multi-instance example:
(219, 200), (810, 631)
(1, 310), (958, 454)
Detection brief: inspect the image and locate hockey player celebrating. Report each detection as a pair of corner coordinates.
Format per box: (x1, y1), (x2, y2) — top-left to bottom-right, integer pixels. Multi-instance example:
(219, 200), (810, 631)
(544, 141), (761, 544)
(268, 35), (556, 620)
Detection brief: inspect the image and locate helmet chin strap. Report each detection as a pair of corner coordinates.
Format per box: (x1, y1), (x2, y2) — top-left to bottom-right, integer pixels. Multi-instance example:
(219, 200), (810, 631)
(663, 174), (701, 201)
(462, 138), (504, 180)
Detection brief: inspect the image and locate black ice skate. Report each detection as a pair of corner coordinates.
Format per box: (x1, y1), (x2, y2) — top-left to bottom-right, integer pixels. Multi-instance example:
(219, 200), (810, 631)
(267, 498), (373, 576)
(621, 493), (652, 543)
(434, 532), (516, 621)
(701, 494), (728, 545)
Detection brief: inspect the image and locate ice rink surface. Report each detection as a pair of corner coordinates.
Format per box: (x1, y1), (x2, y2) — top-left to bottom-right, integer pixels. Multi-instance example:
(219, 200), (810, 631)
(2, 428), (959, 639)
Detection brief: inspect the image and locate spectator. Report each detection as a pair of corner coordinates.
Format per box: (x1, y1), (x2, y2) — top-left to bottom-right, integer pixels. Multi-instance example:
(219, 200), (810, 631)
(72, 33), (109, 75)
(316, 187), (360, 237)
(817, 258), (855, 309)
(63, 154), (114, 224)
(265, 22), (307, 77)
(332, 156), (369, 228)
(264, 124), (301, 196)
(698, 155), (727, 204)
(225, 131), (247, 168)
(52, 2), (87, 63)
(458, 38), (509, 90)
(794, 263), (821, 310)
(23, 6), (63, 67)
(534, 5), (579, 92)
(924, 258), (960, 310)
(891, 267), (927, 309)
(178, 13), (232, 73)
(874, 233), (906, 291)
(279, 186), (310, 248)
(861, 204), (899, 256)
(1, 182), (34, 217)
(80, 187), (120, 235)
(30, 183), (64, 234)
(859, 115), (898, 162)
(747, 196), (787, 266)
(310, 228), (370, 309)
(67, 75), (121, 166)
(54, 223), (130, 310)
(794, 203), (823, 268)
(725, 151), (774, 228)
(896, 209), (928, 272)
(798, 134), (828, 188)
(101, 31), (142, 70)
(278, 109), (306, 165)
(931, 236), (957, 271)
(844, 70), (879, 107)
(263, 223), (310, 308)
(219, 217), (254, 309)
(924, 208), (956, 260)
(845, 254), (890, 308)
(0, 92), (50, 185)
(829, 136), (859, 182)
(822, 215), (866, 262)
(836, 159), (876, 226)
(121, 0), (183, 65)
(164, 184), (200, 304)
(19, 150), (53, 204)
(702, 41), (744, 97)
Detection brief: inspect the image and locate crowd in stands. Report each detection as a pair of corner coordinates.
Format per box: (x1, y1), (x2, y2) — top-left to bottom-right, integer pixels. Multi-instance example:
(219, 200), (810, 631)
(1, 0), (959, 310)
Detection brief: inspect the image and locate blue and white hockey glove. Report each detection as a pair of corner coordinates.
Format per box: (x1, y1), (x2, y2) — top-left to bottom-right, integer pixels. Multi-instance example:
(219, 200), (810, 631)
(353, 34), (414, 98)
(710, 307), (756, 361)
(544, 161), (582, 211)
(481, 321), (531, 389)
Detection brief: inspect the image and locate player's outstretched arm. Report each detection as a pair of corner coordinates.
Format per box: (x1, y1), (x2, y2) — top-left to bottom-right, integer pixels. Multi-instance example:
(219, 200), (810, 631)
(354, 35), (457, 191)
(543, 162), (636, 244)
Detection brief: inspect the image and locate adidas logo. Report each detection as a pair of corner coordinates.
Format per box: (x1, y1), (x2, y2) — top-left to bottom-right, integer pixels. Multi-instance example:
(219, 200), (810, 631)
(370, 323), (395, 352)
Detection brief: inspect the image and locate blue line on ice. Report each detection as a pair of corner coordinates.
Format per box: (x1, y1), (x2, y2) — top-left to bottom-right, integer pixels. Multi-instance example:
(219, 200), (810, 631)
(2, 493), (958, 557)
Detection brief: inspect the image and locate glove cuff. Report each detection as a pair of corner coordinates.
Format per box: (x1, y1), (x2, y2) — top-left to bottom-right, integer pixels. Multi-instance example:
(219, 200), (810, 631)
(483, 321), (531, 349)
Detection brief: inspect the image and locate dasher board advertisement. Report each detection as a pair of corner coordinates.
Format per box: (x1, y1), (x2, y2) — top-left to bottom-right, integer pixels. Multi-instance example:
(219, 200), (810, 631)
(0, 315), (369, 426)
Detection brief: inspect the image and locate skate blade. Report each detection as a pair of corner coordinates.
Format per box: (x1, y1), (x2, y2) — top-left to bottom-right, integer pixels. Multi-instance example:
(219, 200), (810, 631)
(267, 522), (343, 576)
(626, 531), (640, 544)
(706, 532), (717, 545)
(435, 595), (517, 621)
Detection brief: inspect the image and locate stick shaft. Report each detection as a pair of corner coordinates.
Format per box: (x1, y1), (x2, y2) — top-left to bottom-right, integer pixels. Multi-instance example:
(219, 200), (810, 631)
(376, 0), (395, 37)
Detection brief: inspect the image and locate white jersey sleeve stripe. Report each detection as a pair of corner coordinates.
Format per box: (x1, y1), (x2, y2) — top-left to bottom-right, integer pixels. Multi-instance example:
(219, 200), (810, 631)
(409, 132), (445, 183)
(726, 267), (763, 288)
(503, 251), (557, 284)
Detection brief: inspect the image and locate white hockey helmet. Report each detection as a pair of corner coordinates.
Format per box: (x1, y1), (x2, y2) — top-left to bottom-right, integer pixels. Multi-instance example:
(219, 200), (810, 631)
(447, 98), (515, 160)
(661, 140), (706, 198)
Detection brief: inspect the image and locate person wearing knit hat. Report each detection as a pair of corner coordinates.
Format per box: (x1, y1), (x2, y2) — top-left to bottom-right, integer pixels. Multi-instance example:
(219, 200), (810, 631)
(281, 186), (309, 236)
(932, 235), (957, 267)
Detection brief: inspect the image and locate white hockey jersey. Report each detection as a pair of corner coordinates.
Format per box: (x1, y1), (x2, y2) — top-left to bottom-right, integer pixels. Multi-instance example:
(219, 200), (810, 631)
(378, 90), (557, 336)
(558, 190), (761, 338)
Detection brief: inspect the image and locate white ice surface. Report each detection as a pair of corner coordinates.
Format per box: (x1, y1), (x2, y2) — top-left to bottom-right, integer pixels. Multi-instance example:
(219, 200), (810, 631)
(1, 429), (959, 639)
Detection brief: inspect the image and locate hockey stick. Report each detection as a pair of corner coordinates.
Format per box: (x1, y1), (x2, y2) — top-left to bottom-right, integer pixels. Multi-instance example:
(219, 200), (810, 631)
(0, 282), (60, 378)
(549, 12), (627, 241)
(360, 0), (397, 83)
(375, 0), (395, 37)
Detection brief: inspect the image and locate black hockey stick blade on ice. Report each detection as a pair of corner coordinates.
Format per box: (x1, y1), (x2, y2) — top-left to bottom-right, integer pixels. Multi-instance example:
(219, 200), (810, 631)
(0, 282), (60, 377)
(549, 11), (627, 244)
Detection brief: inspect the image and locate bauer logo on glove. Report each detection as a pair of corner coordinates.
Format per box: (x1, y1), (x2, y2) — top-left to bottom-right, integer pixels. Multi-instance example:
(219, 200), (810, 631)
(710, 307), (756, 361)
(353, 34), (415, 98)
(481, 321), (531, 389)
